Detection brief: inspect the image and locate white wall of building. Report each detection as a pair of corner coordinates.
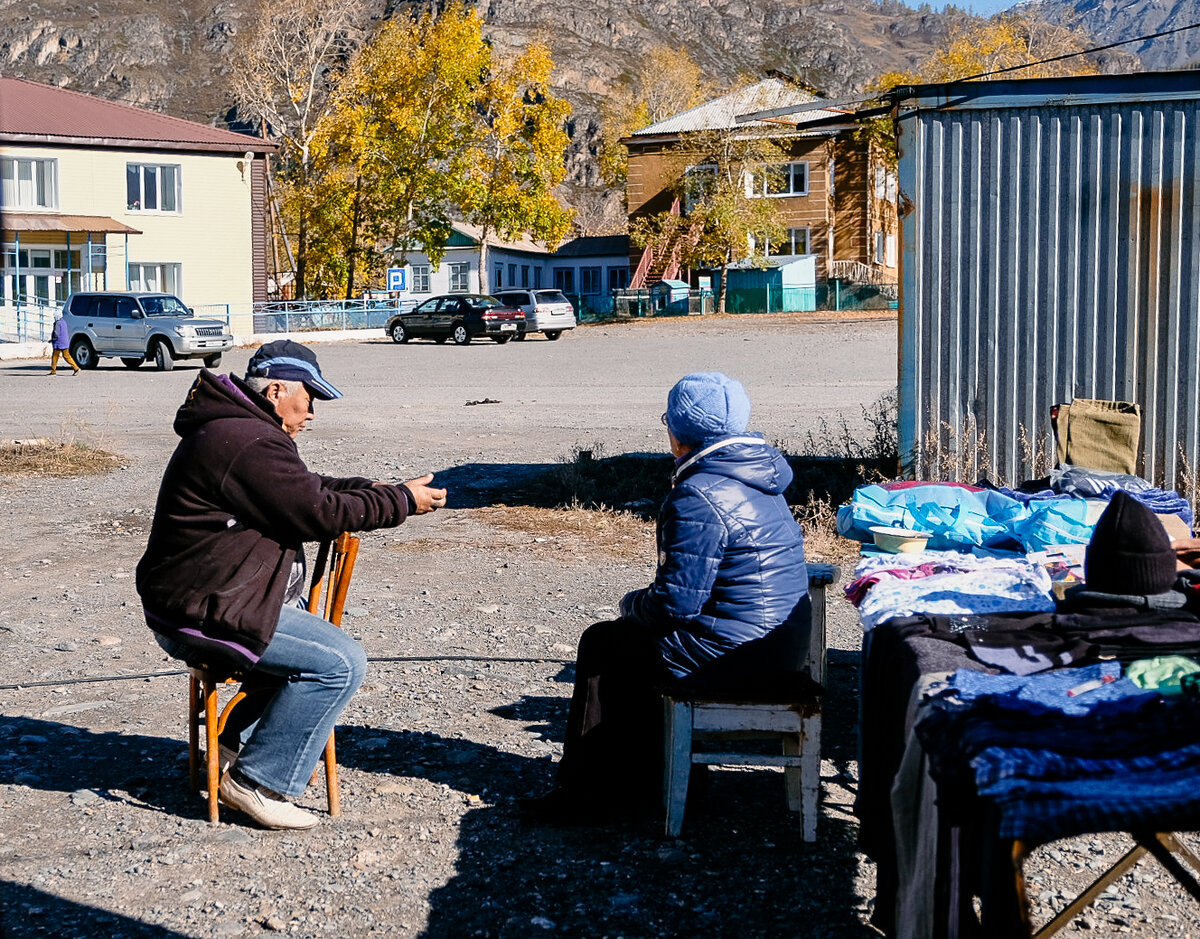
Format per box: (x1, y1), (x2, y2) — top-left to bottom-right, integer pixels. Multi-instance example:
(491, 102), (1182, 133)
(2, 144), (256, 309)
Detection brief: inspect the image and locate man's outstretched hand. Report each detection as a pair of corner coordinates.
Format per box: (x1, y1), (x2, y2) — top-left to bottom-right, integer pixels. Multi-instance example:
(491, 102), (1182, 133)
(402, 473), (448, 514)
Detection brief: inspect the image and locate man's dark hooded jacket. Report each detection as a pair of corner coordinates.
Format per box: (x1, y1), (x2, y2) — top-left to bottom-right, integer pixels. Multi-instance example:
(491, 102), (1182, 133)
(621, 436), (810, 683)
(137, 370), (411, 669)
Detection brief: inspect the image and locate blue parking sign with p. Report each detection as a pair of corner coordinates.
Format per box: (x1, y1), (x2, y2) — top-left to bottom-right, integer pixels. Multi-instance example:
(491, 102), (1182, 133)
(387, 268), (407, 291)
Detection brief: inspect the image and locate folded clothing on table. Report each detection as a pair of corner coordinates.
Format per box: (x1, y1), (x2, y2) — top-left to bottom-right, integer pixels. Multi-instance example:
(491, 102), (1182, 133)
(847, 552), (1057, 631)
(917, 665), (1200, 844)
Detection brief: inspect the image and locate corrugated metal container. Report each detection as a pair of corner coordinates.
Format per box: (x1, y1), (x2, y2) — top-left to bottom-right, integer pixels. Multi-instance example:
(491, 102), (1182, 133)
(896, 71), (1200, 491)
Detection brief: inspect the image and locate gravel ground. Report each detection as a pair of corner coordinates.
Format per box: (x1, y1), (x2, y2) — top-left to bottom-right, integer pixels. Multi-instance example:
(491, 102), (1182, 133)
(1, 313), (1197, 938)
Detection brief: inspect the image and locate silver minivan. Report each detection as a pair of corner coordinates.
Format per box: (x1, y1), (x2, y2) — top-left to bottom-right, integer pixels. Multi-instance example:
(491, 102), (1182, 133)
(494, 289), (576, 340)
(62, 292), (234, 371)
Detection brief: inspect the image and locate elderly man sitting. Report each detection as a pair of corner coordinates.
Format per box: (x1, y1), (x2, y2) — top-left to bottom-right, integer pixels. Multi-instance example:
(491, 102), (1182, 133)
(524, 371), (811, 823)
(138, 340), (446, 829)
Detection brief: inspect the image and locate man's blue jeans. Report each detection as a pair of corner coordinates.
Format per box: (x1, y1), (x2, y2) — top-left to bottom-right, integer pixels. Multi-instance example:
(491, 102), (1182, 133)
(159, 605), (367, 798)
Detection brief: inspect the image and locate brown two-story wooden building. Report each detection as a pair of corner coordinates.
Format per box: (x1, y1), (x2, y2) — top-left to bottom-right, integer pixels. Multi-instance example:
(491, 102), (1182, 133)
(623, 78), (897, 290)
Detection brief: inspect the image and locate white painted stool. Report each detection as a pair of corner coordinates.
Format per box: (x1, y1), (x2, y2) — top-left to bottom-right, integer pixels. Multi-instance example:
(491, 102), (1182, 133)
(662, 562), (836, 840)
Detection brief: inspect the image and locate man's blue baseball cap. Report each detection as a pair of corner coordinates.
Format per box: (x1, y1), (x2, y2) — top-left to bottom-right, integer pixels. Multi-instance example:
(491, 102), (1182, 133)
(245, 340), (343, 400)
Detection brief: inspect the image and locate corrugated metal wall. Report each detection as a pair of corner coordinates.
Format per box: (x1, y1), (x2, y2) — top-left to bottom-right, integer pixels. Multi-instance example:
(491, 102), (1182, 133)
(897, 74), (1200, 490)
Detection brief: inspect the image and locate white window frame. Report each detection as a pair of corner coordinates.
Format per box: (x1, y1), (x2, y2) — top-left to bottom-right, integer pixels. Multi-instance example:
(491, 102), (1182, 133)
(411, 264), (431, 293)
(684, 163), (718, 213)
(749, 227), (811, 258)
(786, 227), (811, 256)
(127, 162), (182, 214)
(746, 161), (809, 198)
(1, 157), (58, 210)
(874, 165), (898, 203)
(448, 262), (470, 293)
(128, 262), (182, 294)
(874, 232), (897, 268)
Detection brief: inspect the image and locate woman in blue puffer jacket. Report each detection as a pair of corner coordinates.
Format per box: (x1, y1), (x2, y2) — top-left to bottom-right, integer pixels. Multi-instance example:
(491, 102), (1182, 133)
(523, 372), (811, 823)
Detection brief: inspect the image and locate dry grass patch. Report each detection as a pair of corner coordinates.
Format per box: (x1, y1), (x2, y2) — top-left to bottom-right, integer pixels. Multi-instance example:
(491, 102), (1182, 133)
(0, 439), (126, 478)
(475, 505), (653, 560)
(795, 496), (861, 564)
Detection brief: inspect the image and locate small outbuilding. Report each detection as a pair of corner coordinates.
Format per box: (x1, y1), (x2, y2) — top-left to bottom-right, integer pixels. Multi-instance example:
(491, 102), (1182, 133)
(649, 279), (692, 313)
(718, 257), (818, 313)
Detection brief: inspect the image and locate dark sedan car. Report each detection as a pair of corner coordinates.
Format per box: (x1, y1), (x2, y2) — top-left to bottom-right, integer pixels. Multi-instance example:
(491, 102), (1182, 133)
(385, 294), (525, 345)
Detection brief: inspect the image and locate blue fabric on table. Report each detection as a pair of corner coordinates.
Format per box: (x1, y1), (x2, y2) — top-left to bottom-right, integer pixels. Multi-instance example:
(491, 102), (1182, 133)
(991, 475), (1194, 531)
(947, 662), (1149, 716)
(1052, 466), (1194, 530)
(1008, 500), (1095, 552)
(987, 764), (1200, 843)
(837, 484), (1026, 551)
(973, 738), (1200, 790)
(836, 484), (1098, 552)
(917, 672), (1200, 845)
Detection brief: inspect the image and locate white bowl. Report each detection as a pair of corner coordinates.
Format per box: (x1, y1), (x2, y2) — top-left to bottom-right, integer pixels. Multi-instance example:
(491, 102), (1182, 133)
(870, 526), (931, 554)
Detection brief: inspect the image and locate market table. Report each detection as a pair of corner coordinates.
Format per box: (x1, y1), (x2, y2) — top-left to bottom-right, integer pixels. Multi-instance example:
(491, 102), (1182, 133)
(857, 613), (1200, 938)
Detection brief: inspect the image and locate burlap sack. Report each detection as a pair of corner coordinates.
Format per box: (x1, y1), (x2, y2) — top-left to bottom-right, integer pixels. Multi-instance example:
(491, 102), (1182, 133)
(1054, 397), (1141, 474)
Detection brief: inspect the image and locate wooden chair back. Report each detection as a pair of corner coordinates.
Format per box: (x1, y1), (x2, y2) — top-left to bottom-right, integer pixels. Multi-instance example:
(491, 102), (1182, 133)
(306, 532), (361, 626)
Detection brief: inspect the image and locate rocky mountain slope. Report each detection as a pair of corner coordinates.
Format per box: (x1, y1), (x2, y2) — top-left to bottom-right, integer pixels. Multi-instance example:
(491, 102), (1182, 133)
(0, 0), (1176, 226)
(0, 0), (962, 223)
(0, 0), (964, 117)
(1033, 0), (1200, 70)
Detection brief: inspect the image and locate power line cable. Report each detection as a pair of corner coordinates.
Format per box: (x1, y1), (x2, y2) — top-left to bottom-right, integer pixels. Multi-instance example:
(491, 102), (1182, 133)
(0, 655), (573, 692)
(956, 20), (1200, 83)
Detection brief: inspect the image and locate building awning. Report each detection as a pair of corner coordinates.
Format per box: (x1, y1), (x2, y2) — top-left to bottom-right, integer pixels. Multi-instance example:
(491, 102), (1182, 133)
(2, 213), (142, 235)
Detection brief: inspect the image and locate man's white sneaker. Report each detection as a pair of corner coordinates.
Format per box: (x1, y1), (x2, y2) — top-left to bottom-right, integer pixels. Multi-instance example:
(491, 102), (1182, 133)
(218, 770), (319, 830)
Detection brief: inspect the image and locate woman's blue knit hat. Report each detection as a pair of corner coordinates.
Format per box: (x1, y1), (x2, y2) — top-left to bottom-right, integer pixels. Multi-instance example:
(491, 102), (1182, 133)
(666, 372), (751, 446)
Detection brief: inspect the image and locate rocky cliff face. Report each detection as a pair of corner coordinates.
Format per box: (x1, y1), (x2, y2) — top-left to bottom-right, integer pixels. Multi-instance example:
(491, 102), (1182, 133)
(1032, 0), (1200, 70)
(0, 0), (256, 121)
(0, 0), (1085, 229)
(0, 2), (954, 124)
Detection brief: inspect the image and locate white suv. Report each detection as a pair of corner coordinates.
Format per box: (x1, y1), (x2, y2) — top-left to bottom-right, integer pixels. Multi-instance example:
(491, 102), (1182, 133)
(493, 289), (576, 341)
(62, 292), (234, 371)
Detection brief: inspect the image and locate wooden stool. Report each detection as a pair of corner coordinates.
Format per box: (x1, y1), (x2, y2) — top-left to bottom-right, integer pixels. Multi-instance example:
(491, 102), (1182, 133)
(661, 562), (836, 840)
(187, 533), (360, 823)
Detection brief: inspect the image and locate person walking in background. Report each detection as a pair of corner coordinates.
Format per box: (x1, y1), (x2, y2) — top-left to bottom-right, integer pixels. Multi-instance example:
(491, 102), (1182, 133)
(48, 313), (79, 375)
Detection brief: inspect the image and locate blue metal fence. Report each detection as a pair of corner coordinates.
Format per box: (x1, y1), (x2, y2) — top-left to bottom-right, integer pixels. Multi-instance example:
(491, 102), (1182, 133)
(0, 300), (59, 343)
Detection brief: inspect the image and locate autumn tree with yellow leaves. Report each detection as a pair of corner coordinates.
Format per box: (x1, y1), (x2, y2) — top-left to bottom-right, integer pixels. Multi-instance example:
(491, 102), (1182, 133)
(305, 6), (491, 297)
(598, 46), (713, 188)
(236, 3), (573, 299)
(230, 0), (372, 298)
(863, 12), (1102, 165)
(458, 41), (574, 296)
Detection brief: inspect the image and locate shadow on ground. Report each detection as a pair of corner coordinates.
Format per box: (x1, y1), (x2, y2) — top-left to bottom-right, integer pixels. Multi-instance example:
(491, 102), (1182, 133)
(0, 718), (206, 938)
(0, 717), (192, 815)
(434, 451), (889, 517)
(335, 643), (873, 937)
(0, 883), (193, 939)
